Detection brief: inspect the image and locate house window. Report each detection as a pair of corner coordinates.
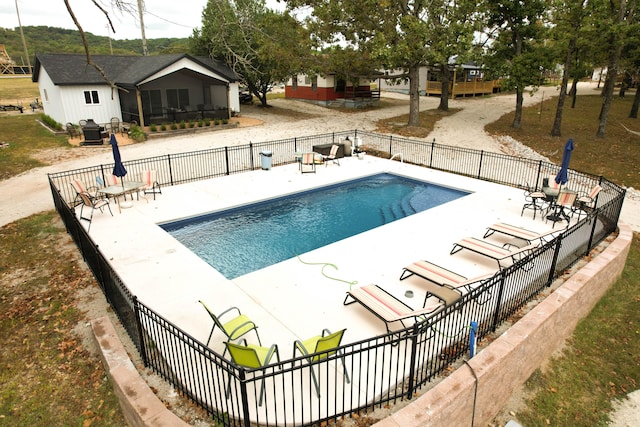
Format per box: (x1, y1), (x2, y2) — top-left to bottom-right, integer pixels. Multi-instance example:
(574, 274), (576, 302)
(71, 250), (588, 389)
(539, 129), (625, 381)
(84, 90), (100, 104)
(167, 89), (190, 109)
(292, 78), (298, 90)
(43, 89), (49, 102)
(304, 76), (311, 85)
(311, 76), (317, 91)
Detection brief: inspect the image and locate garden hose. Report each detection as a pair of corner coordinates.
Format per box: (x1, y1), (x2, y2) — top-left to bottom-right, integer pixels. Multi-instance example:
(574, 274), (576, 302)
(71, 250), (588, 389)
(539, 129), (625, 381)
(297, 255), (358, 289)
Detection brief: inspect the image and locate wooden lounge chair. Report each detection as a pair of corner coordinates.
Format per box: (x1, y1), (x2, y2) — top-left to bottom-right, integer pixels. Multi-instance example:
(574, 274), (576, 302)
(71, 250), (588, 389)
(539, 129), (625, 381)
(450, 237), (537, 269)
(344, 284), (443, 334)
(400, 260), (496, 297)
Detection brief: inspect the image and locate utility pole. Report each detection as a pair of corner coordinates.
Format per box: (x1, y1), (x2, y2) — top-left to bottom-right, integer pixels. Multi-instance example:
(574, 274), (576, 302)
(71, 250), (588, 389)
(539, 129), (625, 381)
(137, 0), (148, 56)
(14, 0), (31, 73)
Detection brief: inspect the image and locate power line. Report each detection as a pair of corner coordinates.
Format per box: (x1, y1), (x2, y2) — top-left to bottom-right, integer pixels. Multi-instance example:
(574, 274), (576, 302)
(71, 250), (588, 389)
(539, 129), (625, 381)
(144, 10), (196, 29)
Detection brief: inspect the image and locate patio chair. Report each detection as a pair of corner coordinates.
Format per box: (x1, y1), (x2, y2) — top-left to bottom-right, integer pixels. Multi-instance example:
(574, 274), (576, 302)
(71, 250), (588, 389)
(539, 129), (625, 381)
(451, 237), (538, 269)
(521, 182), (548, 220)
(66, 123), (79, 138)
(483, 222), (558, 246)
(69, 179), (98, 207)
(573, 184), (602, 220)
(300, 152), (316, 174)
(400, 260), (496, 296)
(322, 144), (341, 167)
(198, 300), (261, 355)
(293, 328), (350, 398)
(110, 117), (121, 134)
(77, 191), (112, 232)
(140, 170), (162, 200)
(546, 189), (578, 228)
(225, 339), (280, 406)
(344, 284), (443, 334)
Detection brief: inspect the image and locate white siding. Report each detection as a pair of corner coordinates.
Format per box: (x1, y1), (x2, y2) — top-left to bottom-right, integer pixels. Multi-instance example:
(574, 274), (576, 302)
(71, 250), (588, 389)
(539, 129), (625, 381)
(60, 86), (122, 126)
(38, 68), (66, 124)
(228, 83), (240, 113)
(379, 68), (428, 93)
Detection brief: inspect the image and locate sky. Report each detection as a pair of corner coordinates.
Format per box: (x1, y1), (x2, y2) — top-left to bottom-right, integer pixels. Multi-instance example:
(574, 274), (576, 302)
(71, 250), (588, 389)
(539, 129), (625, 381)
(2, 0), (285, 41)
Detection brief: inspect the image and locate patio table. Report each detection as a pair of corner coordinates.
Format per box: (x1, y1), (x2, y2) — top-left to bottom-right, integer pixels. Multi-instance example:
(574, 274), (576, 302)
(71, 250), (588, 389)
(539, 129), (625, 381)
(98, 181), (144, 213)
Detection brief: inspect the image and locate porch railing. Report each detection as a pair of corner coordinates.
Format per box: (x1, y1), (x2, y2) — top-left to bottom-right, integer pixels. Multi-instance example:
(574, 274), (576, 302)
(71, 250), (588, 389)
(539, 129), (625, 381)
(48, 130), (625, 426)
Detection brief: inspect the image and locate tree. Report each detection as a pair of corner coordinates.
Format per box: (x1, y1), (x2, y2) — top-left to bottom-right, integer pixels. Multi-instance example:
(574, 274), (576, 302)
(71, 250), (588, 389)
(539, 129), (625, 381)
(286, 0), (481, 125)
(549, 0), (589, 137)
(485, 0), (550, 129)
(595, 0), (635, 137)
(191, 0), (310, 107)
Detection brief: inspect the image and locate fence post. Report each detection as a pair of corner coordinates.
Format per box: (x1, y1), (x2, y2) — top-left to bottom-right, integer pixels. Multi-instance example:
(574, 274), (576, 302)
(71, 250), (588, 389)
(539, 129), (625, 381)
(547, 235), (563, 286)
(167, 154), (174, 186)
(249, 141), (254, 171)
(224, 147), (230, 175)
(406, 324), (419, 400)
(490, 270), (508, 332)
(237, 369), (251, 427)
(477, 150), (484, 179)
(535, 160), (543, 188)
(429, 139), (435, 168)
(133, 296), (149, 366)
(389, 135), (393, 156)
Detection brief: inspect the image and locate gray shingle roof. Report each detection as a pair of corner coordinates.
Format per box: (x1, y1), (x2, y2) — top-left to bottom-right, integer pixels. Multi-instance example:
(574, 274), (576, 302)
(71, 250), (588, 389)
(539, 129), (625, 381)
(33, 53), (237, 86)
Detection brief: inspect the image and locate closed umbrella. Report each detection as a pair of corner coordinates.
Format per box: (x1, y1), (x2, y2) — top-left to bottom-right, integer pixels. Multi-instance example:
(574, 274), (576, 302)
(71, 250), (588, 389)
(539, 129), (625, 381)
(110, 134), (132, 209)
(110, 133), (127, 188)
(554, 138), (574, 186)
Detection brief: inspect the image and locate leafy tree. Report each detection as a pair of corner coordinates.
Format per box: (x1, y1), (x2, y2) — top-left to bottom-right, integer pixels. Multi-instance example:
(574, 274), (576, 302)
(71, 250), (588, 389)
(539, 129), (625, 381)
(286, 0), (482, 125)
(485, 0), (551, 129)
(592, 0), (639, 137)
(549, 0), (589, 137)
(191, 0), (310, 107)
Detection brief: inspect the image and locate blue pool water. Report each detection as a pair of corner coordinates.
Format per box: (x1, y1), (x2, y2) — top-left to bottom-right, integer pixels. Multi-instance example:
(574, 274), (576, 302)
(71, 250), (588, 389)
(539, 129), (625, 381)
(162, 173), (469, 278)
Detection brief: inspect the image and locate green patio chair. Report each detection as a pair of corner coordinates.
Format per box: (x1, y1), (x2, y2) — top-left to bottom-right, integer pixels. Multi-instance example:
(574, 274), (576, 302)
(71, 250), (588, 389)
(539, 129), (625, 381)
(225, 339), (280, 406)
(225, 338), (280, 406)
(198, 300), (261, 355)
(293, 328), (350, 397)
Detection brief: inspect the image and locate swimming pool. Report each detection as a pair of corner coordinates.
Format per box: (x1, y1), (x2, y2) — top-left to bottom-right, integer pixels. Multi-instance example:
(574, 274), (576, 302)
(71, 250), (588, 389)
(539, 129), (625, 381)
(162, 173), (469, 278)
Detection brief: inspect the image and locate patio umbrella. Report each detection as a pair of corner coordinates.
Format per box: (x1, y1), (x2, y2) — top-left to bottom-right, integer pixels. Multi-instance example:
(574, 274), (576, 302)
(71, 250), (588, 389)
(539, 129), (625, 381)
(110, 133), (127, 189)
(554, 138), (574, 186)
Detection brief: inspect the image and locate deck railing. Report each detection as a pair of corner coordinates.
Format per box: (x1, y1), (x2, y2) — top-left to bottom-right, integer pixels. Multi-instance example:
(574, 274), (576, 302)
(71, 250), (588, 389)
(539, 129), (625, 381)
(48, 130), (625, 426)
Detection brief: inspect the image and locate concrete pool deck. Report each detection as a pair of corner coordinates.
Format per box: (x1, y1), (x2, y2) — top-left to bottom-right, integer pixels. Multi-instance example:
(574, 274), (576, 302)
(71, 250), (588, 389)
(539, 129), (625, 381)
(85, 155), (566, 357)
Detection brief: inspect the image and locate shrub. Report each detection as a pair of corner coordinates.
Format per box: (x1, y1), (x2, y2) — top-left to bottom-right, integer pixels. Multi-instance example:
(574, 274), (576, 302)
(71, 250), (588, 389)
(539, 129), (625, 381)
(179, 120), (186, 129)
(170, 122), (178, 130)
(189, 121), (196, 128)
(41, 114), (63, 131)
(222, 118), (228, 125)
(149, 124), (157, 132)
(214, 119), (220, 126)
(197, 120), (204, 127)
(128, 124), (147, 142)
(160, 124), (167, 131)
(204, 118), (211, 126)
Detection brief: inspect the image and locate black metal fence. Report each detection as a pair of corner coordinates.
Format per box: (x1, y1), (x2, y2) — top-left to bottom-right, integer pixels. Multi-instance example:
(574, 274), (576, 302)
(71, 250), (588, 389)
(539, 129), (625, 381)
(48, 130), (626, 426)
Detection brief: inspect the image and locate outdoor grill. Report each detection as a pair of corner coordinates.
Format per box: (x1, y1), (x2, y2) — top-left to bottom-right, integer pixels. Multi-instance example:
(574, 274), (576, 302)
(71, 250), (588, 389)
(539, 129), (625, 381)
(82, 119), (107, 145)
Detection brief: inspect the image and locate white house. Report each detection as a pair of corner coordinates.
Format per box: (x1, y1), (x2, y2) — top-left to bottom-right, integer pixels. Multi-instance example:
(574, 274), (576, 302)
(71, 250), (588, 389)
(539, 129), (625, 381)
(32, 53), (240, 127)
